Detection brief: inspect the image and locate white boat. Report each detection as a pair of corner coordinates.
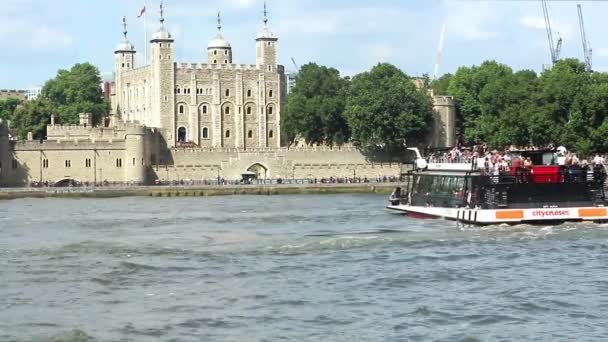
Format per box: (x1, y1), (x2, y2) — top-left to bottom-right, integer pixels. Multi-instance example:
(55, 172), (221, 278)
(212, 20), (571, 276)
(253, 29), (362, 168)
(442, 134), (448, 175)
(387, 148), (608, 224)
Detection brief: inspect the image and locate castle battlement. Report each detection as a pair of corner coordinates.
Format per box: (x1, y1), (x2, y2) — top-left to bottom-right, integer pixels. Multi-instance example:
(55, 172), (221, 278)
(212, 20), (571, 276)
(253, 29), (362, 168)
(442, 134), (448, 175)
(175, 63), (260, 71)
(13, 139), (126, 151)
(432, 96), (456, 106)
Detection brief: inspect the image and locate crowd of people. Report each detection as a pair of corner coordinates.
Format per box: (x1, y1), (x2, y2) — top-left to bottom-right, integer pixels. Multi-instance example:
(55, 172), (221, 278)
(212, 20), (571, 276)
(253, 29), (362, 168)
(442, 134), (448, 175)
(426, 144), (607, 182)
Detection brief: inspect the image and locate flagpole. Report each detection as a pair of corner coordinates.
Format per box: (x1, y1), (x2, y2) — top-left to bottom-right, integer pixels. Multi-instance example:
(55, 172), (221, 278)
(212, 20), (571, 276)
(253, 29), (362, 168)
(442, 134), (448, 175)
(144, 0), (148, 65)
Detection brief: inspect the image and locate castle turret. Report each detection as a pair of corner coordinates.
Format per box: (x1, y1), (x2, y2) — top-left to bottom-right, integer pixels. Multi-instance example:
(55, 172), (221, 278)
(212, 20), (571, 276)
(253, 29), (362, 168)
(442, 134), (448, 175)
(114, 17), (136, 121)
(149, 1), (176, 143)
(207, 12), (232, 65)
(431, 96), (456, 148)
(255, 3), (278, 68)
(124, 125), (147, 184)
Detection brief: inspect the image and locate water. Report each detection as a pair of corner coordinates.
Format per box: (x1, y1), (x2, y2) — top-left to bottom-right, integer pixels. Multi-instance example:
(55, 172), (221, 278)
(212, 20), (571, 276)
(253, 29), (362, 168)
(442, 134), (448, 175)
(1, 194), (608, 341)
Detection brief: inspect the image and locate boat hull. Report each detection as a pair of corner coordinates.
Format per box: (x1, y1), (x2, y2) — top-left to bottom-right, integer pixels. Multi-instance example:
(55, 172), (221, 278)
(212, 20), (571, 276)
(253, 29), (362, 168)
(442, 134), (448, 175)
(386, 204), (608, 224)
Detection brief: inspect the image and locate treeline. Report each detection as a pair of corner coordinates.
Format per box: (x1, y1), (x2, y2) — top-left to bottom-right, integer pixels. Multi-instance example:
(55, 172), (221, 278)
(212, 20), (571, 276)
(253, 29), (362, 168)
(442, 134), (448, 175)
(282, 63), (434, 150)
(0, 63), (109, 139)
(431, 59), (608, 154)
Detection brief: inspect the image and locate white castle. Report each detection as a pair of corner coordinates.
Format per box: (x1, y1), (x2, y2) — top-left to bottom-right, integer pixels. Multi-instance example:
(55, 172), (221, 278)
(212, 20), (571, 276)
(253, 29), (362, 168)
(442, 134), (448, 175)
(112, 2), (284, 149)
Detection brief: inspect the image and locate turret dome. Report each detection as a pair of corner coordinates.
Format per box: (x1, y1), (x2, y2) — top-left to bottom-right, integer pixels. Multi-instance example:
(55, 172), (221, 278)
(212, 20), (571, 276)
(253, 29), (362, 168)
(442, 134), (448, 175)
(208, 33), (231, 49)
(152, 27), (172, 41)
(116, 38), (135, 51)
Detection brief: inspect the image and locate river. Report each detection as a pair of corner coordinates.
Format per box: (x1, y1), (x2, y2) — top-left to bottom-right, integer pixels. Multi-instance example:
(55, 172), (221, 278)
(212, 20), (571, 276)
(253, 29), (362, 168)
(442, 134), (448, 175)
(1, 194), (607, 341)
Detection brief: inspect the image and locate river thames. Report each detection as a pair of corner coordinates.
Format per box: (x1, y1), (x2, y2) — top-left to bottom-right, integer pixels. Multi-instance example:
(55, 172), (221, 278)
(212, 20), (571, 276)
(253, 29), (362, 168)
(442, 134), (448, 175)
(1, 194), (607, 341)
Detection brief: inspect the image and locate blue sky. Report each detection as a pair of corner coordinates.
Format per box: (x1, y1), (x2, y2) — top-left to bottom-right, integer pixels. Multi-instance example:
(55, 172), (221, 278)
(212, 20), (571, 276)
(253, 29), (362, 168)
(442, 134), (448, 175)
(1, 0), (608, 88)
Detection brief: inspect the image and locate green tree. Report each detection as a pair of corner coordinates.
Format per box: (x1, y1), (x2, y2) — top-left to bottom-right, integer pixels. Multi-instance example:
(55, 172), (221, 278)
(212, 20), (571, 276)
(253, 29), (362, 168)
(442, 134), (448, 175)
(282, 63), (349, 146)
(0, 98), (23, 121)
(344, 63), (433, 149)
(11, 99), (55, 139)
(42, 63), (109, 125)
(430, 73), (452, 95)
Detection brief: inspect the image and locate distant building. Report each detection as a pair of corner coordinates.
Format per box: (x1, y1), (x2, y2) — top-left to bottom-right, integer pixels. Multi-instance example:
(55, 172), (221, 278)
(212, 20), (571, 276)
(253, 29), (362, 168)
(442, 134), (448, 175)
(286, 72), (297, 94)
(24, 87), (42, 100)
(0, 87), (41, 101)
(0, 89), (27, 101)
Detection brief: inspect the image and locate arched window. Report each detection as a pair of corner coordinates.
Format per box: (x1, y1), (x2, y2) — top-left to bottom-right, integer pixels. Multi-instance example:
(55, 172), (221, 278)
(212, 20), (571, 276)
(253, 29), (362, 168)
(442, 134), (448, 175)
(269, 130), (274, 138)
(214, 50), (217, 55)
(248, 130), (253, 138)
(200, 105), (207, 114)
(225, 89), (230, 97)
(247, 89), (252, 97)
(268, 106), (273, 115)
(246, 107), (252, 115)
(224, 50), (228, 55)
(178, 104), (185, 114)
(177, 127), (187, 142)
(225, 130), (230, 138)
(269, 90), (273, 97)
(213, 60), (217, 64)
(202, 127), (209, 139)
(224, 106), (230, 115)
(176, 87), (181, 94)
(224, 60), (228, 64)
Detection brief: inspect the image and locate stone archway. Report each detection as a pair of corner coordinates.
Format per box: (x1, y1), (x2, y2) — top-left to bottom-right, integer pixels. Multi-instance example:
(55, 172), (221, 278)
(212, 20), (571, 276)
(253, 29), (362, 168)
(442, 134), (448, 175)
(247, 163), (268, 179)
(54, 178), (80, 187)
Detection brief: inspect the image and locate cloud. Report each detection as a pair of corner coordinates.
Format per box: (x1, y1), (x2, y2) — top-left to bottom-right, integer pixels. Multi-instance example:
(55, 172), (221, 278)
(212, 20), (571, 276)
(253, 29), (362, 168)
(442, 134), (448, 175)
(519, 15), (575, 41)
(0, 17), (74, 51)
(445, 2), (498, 41)
(278, 7), (401, 35)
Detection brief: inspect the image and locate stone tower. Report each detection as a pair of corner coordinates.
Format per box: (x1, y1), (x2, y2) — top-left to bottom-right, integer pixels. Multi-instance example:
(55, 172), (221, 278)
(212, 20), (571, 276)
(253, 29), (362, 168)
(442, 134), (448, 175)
(430, 96), (456, 148)
(0, 119), (10, 186)
(150, 1), (175, 143)
(124, 124), (147, 184)
(114, 17), (136, 121)
(255, 3), (278, 68)
(207, 12), (232, 65)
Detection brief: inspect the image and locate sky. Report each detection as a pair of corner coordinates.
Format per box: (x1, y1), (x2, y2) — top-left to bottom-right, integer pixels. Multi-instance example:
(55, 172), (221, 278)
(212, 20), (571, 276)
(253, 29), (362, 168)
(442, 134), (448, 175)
(1, 0), (607, 89)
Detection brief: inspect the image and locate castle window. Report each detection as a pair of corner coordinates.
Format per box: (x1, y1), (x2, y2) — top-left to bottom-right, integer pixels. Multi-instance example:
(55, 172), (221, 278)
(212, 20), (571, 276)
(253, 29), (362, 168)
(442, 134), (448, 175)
(176, 87), (181, 94)
(269, 90), (273, 97)
(12, 160), (18, 169)
(160, 43), (163, 48)
(64, 160), (71, 168)
(43, 159), (49, 168)
(269, 130), (274, 138)
(202, 127), (209, 139)
(225, 130), (230, 138)
(178, 104), (185, 114)
(122, 63), (125, 67)
(247, 89), (252, 97)
(268, 65), (272, 72)
(116, 158), (122, 168)
(225, 89), (230, 97)
(200, 105), (208, 115)
(268, 42), (271, 46)
(224, 60), (228, 64)
(133, 158), (136, 165)
(214, 50), (217, 55)
(248, 130), (253, 138)
(85, 159), (91, 168)
(177, 127), (187, 142)
(246, 107), (252, 115)
(224, 107), (230, 115)
(213, 60), (217, 64)
(224, 50), (228, 55)
(268, 106), (273, 115)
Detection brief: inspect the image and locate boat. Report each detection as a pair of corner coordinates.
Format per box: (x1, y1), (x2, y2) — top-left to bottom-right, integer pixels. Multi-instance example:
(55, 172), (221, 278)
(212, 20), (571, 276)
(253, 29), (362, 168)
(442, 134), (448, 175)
(387, 148), (608, 224)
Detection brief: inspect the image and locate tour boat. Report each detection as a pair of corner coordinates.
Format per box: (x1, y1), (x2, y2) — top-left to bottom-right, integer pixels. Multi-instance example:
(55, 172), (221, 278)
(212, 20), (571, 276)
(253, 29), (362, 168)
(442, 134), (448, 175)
(387, 148), (608, 224)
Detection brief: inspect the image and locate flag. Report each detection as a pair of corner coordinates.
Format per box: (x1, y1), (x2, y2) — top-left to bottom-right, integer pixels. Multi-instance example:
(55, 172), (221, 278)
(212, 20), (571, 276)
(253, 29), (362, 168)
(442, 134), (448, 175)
(137, 6), (146, 18)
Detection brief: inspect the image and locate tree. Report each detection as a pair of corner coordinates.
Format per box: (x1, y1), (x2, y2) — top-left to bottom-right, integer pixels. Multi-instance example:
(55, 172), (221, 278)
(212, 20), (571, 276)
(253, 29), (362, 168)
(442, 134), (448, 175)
(11, 99), (55, 139)
(0, 98), (23, 122)
(282, 63), (349, 146)
(344, 63), (433, 149)
(430, 73), (452, 96)
(41, 63), (109, 126)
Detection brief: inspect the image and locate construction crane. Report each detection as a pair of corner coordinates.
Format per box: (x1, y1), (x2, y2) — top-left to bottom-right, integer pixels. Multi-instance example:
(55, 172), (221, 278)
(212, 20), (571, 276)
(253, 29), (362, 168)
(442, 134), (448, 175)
(542, 0), (562, 65)
(577, 4), (593, 72)
(290, 57), (300, 72)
